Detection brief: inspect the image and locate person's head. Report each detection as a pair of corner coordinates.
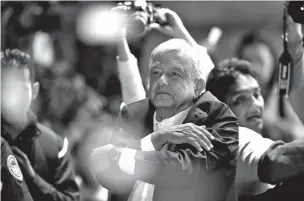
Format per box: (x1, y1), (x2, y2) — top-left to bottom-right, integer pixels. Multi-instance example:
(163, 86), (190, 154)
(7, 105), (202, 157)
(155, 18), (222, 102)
(207, 58), (264, 133)
(1, 49), (39, 126)
(148, 39), (214, 111)
(236, 32), (277, 100)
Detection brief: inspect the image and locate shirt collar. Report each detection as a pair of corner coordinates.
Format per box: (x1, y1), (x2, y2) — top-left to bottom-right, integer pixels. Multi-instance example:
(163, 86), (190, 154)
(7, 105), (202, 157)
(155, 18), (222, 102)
(153, 106), (192, 131)
(1, 111), (40, 143)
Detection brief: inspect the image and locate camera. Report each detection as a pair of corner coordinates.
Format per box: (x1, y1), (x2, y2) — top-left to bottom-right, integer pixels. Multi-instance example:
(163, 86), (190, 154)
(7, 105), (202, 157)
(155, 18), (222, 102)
(113, 0), (167, 36)
(288, 1), (304, 24)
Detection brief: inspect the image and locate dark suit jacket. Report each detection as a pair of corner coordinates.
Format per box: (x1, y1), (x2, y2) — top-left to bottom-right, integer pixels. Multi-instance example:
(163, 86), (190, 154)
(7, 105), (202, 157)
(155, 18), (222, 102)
(98, 91), (239, 201)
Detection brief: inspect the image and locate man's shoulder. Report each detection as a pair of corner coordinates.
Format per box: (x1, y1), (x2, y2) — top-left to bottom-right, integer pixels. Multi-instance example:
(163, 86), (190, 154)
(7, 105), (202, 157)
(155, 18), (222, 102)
(35, 123), (63, 156)
(121, 98), (152, 120)
(195, 91), (231, 115)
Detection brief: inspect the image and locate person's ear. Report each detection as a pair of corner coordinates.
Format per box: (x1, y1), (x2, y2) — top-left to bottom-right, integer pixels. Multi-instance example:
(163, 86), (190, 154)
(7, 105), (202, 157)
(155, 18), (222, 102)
(194, 79), (205, 97)
(31, 82), (40, 100)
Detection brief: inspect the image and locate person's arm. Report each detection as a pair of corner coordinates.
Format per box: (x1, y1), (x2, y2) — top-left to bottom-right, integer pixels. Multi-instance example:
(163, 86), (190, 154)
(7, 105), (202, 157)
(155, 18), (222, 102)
(286, 13), (304, 123)
(27, 136), (80, 201)
(258, 137), (304, 184)
(117, 28), (146, 105)
(92, 101), (238, 188)
(1, 138), (34, 201)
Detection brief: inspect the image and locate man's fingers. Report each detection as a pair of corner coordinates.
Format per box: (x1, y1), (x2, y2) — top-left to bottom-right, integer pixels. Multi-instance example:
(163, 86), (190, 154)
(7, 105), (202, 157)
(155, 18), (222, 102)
(149, 23), (162, 30)
(185, 130), (212, 151)
(149, 23), (173, 35)
(186, 138), (203, 152)
(11, 147), (26, 159)
(196, 126), (215, 140)
(189, 129), (213, 150)
(199, 134), (214, 150)
(195, 137), (211, 151)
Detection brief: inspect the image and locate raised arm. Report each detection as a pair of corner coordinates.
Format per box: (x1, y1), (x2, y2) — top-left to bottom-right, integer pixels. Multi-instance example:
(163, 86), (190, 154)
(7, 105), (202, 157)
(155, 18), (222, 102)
(286, 12), (304, 123)
(116, 28), (146, 105)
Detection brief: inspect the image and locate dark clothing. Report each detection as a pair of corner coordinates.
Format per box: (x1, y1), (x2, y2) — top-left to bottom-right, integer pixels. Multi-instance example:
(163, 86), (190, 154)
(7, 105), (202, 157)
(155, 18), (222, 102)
(239, 139), (304, 201)
(1, 137), (34, 201)
(100, 91), (239, 201)
(2, 115), (80, 201)
(239, 175), (304, 201)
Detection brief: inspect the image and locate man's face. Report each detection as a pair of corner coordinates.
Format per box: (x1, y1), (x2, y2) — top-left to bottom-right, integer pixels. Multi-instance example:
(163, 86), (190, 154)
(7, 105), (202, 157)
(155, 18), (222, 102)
(242, 43), (274, 95)
(1, 68), (33, 125)
(225, 73), (264, 133)
(148, 51), (197, 109)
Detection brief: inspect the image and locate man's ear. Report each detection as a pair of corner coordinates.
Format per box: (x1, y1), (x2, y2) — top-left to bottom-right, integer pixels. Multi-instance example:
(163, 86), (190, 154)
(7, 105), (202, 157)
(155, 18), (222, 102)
(32, 82), (40, 100)
(194, 79), (205, 97)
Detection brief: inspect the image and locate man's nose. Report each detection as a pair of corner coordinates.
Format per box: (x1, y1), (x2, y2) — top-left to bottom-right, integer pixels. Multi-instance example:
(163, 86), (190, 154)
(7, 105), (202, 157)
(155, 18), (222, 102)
(157, 74), (169, 86)
(250, 96), (263, 110)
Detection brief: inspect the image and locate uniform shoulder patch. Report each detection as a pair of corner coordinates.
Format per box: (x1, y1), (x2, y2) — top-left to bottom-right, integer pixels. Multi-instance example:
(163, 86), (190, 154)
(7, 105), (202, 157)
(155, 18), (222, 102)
(7, 155), (23, 181)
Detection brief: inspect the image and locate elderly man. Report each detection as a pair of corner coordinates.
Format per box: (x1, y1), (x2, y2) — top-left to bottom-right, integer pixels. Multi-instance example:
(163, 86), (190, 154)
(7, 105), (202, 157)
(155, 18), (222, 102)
(108, 6), (304, 201)
(91, 35), (239, 201)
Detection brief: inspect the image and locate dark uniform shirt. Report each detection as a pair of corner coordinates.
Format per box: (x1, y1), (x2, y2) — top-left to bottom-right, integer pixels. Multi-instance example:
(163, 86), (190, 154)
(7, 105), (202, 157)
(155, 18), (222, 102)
(1, 137), (34, 201)
(2, 113), (80, 201)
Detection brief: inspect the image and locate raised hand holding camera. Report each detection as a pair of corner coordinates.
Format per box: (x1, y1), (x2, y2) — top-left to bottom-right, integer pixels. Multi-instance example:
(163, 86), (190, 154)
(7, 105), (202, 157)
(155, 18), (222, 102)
(112, 0), (167, 38)
(148, 8), (198, 46)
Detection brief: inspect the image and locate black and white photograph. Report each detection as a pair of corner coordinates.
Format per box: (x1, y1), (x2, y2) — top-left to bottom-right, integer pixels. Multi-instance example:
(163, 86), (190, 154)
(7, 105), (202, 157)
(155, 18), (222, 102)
(1, 1), (304, 201)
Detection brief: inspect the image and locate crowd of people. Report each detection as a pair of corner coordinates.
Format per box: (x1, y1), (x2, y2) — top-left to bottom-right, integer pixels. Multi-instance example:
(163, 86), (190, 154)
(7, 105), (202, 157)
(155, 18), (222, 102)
(1, 1), (304, 201)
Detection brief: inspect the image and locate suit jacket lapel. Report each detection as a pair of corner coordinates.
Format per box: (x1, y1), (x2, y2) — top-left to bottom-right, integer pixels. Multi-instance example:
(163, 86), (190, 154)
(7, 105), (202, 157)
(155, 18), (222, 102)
(143, 100), (155, 135)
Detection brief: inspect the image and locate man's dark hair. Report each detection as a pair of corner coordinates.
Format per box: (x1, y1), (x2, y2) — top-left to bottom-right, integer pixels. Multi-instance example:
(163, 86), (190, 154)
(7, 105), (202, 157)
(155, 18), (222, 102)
(206, 58), (256, 103)
(1, 49), (35, 82)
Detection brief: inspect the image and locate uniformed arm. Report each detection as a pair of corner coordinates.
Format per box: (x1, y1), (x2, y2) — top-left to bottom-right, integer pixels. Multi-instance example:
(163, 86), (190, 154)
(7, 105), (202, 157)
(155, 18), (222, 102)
(1, 137), (34, 201)
(258, 138), (304, 184)
(27, 136), (80, 201)
(93, 102), (238, 189)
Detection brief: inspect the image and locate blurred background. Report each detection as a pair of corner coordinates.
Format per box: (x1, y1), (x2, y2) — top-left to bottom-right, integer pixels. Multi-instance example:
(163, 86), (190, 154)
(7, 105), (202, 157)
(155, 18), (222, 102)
(0, 1), (292, 201)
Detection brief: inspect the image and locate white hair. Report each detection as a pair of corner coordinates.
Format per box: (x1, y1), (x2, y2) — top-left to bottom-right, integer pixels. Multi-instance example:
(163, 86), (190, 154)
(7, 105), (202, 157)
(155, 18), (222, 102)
(150, 38), (214, 82)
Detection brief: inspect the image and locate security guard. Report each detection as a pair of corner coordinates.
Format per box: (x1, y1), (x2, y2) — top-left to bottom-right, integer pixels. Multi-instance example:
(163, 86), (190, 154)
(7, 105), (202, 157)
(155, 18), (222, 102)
(1, 137), (34, 201)
(1, 49), (80, 201)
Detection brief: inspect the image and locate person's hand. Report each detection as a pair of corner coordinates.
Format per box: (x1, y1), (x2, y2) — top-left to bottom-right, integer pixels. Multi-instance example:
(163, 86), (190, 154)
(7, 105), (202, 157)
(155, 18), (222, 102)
(285, 2), (303, 45)
(11, 147), (36, 181)
(90, 144), (114, 174)
(148, 8), (197, 46)
(152, 123), (214, 152)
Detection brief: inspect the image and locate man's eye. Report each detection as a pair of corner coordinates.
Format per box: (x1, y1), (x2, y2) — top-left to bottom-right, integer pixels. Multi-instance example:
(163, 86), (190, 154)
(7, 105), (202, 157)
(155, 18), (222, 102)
(171, 72), (181, 77)
(254, 91), (262, 99)
(233, 96), (246, 105)
(152, 71), (161, 76)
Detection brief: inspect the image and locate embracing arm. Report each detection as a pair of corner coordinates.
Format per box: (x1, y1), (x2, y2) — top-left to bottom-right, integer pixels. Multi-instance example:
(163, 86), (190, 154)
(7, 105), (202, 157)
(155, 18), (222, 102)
(92, 101), (238, 189)
(258, 138), (304, 184)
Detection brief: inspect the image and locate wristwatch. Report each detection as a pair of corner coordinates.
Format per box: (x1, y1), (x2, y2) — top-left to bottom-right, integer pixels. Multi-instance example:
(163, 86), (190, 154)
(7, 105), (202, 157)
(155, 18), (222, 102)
(108, 146), (122, 165)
